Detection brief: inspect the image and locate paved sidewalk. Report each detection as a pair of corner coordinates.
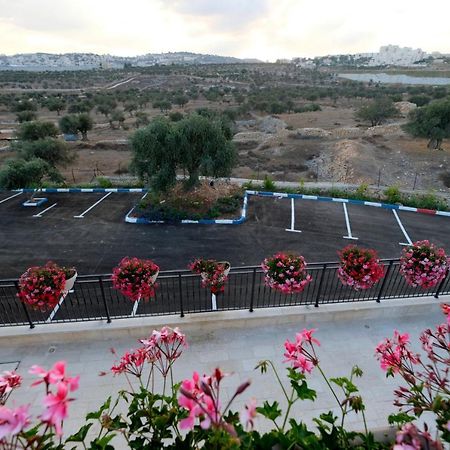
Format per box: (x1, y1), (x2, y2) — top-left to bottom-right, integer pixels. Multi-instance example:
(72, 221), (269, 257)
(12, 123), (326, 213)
(0, 303), (444, 440)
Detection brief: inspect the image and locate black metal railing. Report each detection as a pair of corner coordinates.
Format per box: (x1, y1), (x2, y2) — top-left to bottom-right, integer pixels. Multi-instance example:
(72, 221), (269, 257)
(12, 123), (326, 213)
(1, 259), (448, 328)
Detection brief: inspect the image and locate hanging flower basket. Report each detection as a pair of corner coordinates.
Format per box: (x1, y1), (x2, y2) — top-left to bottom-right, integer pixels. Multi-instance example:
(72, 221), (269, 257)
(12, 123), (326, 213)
(337, 245), (384, 290)
(17, 262), (77, 311)
(261, 253), (312, 294)
(399, 240), (449, 289)
(63, 269), (78, 292)
(112, 257), (160, 302)
(189, 259), (230, 294)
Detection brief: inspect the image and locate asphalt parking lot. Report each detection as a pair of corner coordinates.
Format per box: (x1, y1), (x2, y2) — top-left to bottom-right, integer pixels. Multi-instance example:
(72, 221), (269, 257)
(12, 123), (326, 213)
(0, 191), (449, 280)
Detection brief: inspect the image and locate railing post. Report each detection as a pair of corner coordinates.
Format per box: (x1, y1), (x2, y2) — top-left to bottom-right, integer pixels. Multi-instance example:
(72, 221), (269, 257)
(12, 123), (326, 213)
(376, 260), (394, 303)
(15, 281), (34, 329)
(99, 277), (111, 323)
(434, 268), (449, 299)
(249, 268), (257, 312)
(178, 273), (185, 317)
(314, 264), (327, 308)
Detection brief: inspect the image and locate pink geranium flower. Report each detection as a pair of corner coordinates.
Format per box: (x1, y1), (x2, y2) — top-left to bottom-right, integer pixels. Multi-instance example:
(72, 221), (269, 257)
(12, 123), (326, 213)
(0, 405), (30, 439)
(241, 398), (258, 430)
(0, 371), (22, 404)
(262, 253), (312, 294)
(30, 361), (79, 391)
(284, 329), (320, 374)
(41, 382), (73, 436)
(399, 241), (449, 289)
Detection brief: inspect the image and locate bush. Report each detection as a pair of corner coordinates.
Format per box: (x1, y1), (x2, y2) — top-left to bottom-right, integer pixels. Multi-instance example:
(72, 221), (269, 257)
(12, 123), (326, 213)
(263, 175), (277, 191)
(384, 185), (402, 204)
(407, 192), (447, 211)
(96, 177), (113, 188)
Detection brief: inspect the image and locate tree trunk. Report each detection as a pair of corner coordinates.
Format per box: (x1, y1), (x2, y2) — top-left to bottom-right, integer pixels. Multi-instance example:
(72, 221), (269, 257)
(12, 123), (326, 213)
(81, 131), (88, 141)
(427, 138), (442, 150)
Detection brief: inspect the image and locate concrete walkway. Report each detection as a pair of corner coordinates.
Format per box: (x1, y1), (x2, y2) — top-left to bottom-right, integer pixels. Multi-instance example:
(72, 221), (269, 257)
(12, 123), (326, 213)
(0, 297), (445, 441)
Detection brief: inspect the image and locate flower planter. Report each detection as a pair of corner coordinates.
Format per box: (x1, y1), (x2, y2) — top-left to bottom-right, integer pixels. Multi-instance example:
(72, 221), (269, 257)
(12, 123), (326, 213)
(400, 240), (449, 289)
(337, 245), (384, 291)
(201, 262), (230, 281)
(63, 271), (78, 293)
(150, 271), (159, 284)
(112, 257), (160, 302)
(262, 253), (312, 294)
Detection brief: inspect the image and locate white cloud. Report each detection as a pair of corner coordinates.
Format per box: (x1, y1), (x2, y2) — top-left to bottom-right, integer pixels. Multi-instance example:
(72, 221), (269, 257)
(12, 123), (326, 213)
(0, 0), (449, 59)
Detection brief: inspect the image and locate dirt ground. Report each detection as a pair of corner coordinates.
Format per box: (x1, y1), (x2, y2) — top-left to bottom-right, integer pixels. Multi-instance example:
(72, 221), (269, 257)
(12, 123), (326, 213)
(1, 100), (449, 192)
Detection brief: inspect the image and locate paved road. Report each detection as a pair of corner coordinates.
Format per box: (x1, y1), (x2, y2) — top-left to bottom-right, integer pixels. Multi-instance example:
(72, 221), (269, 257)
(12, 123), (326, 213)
(0, 191), (449, 279)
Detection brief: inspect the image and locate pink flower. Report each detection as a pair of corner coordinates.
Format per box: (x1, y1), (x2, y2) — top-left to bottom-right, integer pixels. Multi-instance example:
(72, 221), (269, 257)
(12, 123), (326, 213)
(284, 329), (320, 373)
(0, 371), (22, 403)
(30, 361), (79, 391)
(178, 368), (244, 433)
(0, 405), (30, 439)
(262, 253), (312, 294)
(40, 382), (72, 435)
(241, 398), (257, 430)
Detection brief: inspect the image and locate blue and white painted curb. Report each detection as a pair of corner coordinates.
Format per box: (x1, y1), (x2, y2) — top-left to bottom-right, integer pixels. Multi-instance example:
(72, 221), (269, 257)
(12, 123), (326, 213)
(125, 192), (249, 224)
(14, 188), (147, 193)
(6, 188), (449, 222)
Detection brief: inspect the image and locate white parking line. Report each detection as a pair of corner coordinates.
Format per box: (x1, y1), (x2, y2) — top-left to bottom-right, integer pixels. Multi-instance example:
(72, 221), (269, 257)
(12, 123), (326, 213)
(32, 203), (57, 218)
(392, 209), (413, 246)
(285, 198), (302, 233)
(0, 192), (22, 204)
(342, 203), (358, 240)
(74, 192), (112, 218)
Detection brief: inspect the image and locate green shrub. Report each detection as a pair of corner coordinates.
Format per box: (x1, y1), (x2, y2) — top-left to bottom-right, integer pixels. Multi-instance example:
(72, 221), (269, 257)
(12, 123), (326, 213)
(263, 175), (277, 191)
(407, 192), (447, 211)
(96, 177), (113, 188)
(384, 185), (402, 204)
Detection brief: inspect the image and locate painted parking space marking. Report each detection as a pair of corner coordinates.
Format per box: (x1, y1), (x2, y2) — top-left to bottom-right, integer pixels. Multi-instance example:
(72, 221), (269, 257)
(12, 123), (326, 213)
(342, 203), (358, 240)
(32, 203), (57, 218)
(0, 192), (22, 204)
(285, 198), (302, 233)
(392, 209), (413, 246)
(74, 192), (113, 218)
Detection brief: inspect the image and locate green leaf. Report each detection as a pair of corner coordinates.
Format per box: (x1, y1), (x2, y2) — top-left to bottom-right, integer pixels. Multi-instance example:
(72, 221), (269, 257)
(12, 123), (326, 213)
(330, 376), (358, 394)
(291, 379), (317, 401)
(388, 412), (416, 426)
(66, 423), (93, 442)
(256, 401), (282, 421)
(89, 434), (115, 450)
(86, 396), (112, 420)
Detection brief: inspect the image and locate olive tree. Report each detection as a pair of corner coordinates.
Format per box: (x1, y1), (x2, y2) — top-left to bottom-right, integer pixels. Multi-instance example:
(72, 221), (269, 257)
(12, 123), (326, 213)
(130, 118), (178, 192)
(404, 100), (450, 149)
(356, 97), (398, 126)
(0, 158), (62, 189)
(175, 114), (236, 188)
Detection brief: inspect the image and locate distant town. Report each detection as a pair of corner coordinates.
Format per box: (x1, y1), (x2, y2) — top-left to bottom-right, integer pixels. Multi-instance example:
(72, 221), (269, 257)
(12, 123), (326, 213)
(1, 45), (450, 71)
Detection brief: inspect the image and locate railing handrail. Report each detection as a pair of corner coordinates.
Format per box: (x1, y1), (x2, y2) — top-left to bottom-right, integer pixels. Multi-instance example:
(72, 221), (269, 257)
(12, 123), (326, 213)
(0, 258), (402, 285)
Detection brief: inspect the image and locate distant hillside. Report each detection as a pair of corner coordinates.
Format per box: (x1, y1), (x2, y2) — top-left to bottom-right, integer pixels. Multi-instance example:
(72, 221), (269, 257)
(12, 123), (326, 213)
(0, 51), (261, 71)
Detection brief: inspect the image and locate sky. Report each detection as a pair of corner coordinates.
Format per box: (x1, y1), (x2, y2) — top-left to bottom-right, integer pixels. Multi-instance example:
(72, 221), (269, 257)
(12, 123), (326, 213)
(1, 0), (450, 61)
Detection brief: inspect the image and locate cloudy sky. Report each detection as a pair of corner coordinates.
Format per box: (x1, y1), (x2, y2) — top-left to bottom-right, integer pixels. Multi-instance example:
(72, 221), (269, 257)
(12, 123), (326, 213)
(1, 0), (449, 60)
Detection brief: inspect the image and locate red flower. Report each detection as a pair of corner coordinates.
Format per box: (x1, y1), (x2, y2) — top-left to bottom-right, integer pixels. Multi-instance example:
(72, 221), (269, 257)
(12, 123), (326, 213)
(189, 259), (229, 294)
(112, 257), (159, 302)
(17, 262), (75, 311)
(337, 245), (384, 290)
